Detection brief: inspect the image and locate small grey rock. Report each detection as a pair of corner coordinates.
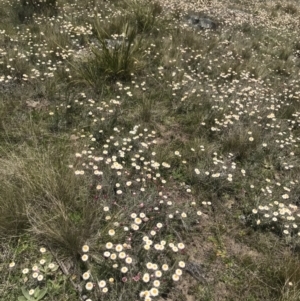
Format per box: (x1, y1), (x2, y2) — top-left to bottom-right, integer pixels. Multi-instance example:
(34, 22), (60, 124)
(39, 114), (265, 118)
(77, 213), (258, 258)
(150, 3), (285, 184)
(188, 15), (200, 25)
(184, 261), (208, 283)
(198, 17), (216, 30)
(105, 39), (128, 49)
(184, 14), (217, 30)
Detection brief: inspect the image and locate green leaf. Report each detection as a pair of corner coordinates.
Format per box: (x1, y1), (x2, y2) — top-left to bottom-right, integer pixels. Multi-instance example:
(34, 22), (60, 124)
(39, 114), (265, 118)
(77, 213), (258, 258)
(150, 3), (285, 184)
(39, 267), (46, 273)
(34, 287), (40, 298)
(18, 297), (27, 301)
(21, 286), (32, 301)
(36, 287), (48, 300)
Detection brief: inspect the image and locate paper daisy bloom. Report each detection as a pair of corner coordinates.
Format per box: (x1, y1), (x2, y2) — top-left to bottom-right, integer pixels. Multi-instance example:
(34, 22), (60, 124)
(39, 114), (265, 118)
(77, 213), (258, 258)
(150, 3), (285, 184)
(140, 290), (150, 298)
(82, 245), (89, 252)
(85, 282), (94, 290)
(142, 273), (150, 282)
(39, 259), (46, 265)
(153, 280), (160, 287)
(178, 261), (186, 268)
(102, 287), (108, 293)
(98, 280), (106, 288)
(29, 289), (35, 296)
(172, 246), (179, 252)
(106, 242), (113, 249)
(9, 262), (15, 268)
(119, 251), (126, 259)
(177, 243), (185, 250)
(144, 244), (150, 250)
(108, 229), (115, 236)
(152, 264), (158, 270)
(172, 274), (180, 281)
(134, 217), (142, 225)
(115, 244), (123, 252)
(82, 272), (90, 280)
(37, 274), (44, 281)
(150, 287), (159, 296)
(32, 272), (39, 279)
(175, 269), (182, 276)
(121, 267), (128, 273)
(146, 262), (153, 269)
(125, 257), (133, 264)
(81, 254), (89, 262)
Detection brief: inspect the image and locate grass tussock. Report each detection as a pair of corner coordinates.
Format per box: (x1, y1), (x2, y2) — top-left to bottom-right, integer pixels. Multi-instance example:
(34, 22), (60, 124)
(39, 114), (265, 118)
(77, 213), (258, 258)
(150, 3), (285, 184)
(0, 142), (94, 256)
(71, 22), (145, 86)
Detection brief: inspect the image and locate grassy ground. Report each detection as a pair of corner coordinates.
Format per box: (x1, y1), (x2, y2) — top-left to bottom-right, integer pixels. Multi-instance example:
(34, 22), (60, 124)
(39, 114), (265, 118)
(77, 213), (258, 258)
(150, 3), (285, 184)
(1, 0), (300, 300)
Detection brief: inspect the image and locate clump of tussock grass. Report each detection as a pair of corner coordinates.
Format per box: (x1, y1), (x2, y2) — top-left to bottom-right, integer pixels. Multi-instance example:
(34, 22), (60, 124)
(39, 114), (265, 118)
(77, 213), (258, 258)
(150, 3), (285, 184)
(221, 124), (261, 161)
(123, 0), (163, 34)
(70, 22), (145, 87)
(259, 254), (300, 300)
(0, 142), (96, 257)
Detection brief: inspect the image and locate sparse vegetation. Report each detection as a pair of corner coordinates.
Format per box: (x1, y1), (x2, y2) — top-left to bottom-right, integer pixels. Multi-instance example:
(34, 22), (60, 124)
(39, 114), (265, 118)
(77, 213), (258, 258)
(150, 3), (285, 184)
(1, 0), (300, 300)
